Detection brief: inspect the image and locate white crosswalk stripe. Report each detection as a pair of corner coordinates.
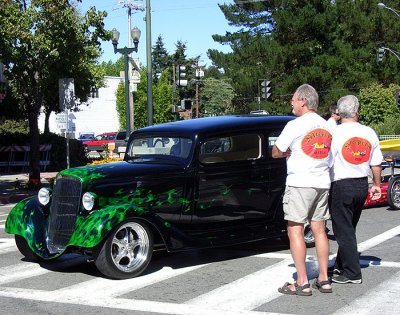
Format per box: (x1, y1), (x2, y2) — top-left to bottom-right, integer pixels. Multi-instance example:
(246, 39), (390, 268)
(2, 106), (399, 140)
(0, 238), (16, 254)
(0, 211), (7, 229)
(332, 270), (400, 315)
(0, 226), (398, 314)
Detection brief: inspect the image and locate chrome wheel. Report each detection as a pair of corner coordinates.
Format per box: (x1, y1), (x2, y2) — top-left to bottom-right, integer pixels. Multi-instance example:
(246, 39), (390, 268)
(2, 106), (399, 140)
(95, 221), (153, 279)
(388, 177), (400, 210)
(111, 222), (151, 272)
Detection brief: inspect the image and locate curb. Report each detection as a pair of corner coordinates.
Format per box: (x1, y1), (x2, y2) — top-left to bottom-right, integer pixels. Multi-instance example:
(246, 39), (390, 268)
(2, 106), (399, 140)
(0, 191), (36, 205)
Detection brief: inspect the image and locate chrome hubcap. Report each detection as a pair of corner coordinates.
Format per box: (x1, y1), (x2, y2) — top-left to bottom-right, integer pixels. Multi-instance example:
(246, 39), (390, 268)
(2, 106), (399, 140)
(111, 222), (150, 273)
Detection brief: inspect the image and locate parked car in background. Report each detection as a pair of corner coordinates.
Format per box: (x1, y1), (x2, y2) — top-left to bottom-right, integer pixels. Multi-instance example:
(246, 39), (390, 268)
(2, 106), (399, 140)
(6, 115), (301, 280)
(78, 132), (95, 143)
(83, 132), (117, 153)
(113, 130), (127, 154)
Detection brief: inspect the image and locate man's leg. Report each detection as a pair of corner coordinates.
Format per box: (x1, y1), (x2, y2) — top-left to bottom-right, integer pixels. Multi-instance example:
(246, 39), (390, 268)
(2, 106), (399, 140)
(310, 220), (331, 290)
(287, 220), (310, 291)
(330, 179), (364, 280)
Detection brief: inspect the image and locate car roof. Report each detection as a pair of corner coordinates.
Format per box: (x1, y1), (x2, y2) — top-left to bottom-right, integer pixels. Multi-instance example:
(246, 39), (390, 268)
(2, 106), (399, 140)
(133, 115), (294, 138)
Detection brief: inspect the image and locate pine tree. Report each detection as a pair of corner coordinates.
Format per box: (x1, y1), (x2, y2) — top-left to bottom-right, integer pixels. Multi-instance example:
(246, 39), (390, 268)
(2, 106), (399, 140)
(152, 35), (171, 83)
(209, 0), (400, 114)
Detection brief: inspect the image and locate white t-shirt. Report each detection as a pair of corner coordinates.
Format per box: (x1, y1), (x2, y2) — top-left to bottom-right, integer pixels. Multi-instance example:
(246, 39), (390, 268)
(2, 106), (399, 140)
(330, 122), (383, 182)
(275, 112), (332, 188)
(326, 117), (338, 130)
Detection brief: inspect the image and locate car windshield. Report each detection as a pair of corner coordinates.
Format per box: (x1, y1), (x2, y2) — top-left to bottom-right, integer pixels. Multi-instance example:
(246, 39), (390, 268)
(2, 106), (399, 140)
(127, 136), (193, 161)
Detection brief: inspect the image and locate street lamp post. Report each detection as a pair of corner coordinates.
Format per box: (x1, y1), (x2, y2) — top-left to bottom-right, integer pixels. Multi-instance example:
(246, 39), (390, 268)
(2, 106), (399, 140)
(378, 2), (400, 17)
(112, 27), (141, 139)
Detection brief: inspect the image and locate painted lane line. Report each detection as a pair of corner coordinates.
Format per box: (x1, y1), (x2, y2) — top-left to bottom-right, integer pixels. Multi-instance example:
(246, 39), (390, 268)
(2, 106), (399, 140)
(0, 224), (5, 229)
(0, 287), (287, 315)
(0, 238), (14, 247)
(186, 258), (319, 311)
(0, 238), (17, 254)
(333, 270), (400, 315)
(358, 225), (400, 252)
(0, 247), (17, 254)
(360, 260), (400, 268)
(0, 255), (87, 285)
(0, 262), (50, 285)
(51, 263), (210, 299)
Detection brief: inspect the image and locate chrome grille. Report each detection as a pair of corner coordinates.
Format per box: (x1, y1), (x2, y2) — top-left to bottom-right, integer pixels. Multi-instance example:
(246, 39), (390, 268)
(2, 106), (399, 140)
(47, 176), (82, 253)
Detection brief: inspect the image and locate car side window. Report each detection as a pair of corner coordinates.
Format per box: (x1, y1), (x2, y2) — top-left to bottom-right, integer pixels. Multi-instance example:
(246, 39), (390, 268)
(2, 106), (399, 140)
(116, 132), (126, 140)
(200, 134), (261, 164)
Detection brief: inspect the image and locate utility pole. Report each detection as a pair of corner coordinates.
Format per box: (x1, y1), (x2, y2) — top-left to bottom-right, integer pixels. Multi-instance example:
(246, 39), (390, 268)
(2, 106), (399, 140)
(195, 63), (204, 118)
(117, 0), (144, 133)
(146, 0), (153, 126)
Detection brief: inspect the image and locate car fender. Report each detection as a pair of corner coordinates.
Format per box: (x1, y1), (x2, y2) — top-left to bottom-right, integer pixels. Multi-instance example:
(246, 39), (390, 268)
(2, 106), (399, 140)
(67, 203), (170, 249)
(5, 197), (59, 259)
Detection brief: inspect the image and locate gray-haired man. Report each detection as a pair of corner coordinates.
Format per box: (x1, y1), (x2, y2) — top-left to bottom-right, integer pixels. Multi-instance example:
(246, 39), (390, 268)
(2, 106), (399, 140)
(329, 95), (383, 284)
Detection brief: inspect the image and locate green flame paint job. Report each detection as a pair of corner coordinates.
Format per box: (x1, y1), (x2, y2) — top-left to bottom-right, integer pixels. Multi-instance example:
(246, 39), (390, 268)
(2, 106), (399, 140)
(58, 165), (108, 187)
(5, 197), (55, 258)
(5, 163), (231, 258)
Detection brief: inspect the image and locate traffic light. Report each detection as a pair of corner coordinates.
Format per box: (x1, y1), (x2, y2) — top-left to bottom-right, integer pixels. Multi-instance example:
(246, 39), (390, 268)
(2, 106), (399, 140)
(180, 99), (192, 110)
(260, 80), (271, 100)
(176, 65), (188, 87)
(396, 89), (400, 107)
(377, 47), (385, 64)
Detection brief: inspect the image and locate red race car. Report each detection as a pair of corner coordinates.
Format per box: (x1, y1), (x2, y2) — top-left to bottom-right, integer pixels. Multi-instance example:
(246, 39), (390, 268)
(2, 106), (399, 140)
(364, 139), (400, 209)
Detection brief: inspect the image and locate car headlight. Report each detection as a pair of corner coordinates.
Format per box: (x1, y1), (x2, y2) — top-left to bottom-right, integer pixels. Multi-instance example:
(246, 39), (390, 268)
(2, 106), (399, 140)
(82, 192), (96, 211)
(38, 187), (52, 206)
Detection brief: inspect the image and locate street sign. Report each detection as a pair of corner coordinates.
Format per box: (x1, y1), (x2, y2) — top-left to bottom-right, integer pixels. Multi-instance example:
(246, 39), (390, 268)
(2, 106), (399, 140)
(59, 78), (75, 110)
(196, 69), (204, 78)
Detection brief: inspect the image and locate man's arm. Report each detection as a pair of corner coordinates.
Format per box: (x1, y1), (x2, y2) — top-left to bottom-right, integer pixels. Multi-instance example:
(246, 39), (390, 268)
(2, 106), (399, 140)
(369, 165), (382, 200)
(272, 145), (291, 159)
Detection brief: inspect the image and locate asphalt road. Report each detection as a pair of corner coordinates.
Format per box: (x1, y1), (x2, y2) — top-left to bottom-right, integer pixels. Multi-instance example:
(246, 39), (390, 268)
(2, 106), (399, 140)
(0, 203), (399, 315)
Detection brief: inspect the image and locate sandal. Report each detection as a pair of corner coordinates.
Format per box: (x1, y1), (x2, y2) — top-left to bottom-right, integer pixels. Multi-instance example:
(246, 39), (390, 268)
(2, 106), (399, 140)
(312, 279), (332, 293)
(278, 282), (312, 296)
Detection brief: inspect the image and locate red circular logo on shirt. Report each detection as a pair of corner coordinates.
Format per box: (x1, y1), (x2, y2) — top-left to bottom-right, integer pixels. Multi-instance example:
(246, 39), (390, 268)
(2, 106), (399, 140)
(342, 137), (371, 164)
(301, 128), (332, 159)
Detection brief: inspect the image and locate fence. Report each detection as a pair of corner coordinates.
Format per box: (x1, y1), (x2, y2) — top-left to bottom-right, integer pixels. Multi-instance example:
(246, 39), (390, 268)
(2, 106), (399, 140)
(379, 135), (400, 140)
(0, 144), (52, 173)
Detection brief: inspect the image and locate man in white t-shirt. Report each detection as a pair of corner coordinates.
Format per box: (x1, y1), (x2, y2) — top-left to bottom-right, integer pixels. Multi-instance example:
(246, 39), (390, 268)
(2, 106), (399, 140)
(272, 84), (332, 296)
(327, 104), (340, 130)
(329, 95), (382, 284)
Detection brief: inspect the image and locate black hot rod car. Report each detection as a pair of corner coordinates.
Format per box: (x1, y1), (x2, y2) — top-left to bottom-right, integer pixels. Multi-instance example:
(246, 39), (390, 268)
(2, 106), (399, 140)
(6, 115), (299, 279)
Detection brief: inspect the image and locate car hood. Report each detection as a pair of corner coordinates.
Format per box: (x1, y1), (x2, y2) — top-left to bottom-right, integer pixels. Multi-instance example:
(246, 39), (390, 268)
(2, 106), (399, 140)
(57, 161), (185, 188)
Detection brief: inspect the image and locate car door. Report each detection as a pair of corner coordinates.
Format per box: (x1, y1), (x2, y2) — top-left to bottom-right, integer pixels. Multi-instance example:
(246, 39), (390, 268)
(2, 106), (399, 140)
(189, 132), (269, 245)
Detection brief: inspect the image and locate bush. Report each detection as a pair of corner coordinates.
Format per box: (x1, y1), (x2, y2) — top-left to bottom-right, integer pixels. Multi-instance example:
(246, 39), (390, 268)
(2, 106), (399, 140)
(372, 114), (400, 136)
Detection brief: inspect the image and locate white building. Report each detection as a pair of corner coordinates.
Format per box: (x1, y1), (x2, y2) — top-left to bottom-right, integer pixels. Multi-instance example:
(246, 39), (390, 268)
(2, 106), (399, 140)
(38, 76), (122, 139)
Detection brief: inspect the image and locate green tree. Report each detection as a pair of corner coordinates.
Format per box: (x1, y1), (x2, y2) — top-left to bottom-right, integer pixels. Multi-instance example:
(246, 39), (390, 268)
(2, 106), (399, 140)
(153, 69), (174, 123)
(0, 0), (109, 182)
(152, 35), (171, 83)
(115, 80), (126, 130)
(200, 78), (235, 116)
(209, 1), (400, 115)
(132, 68), (148, 129)
(100, 56), (124, 76)
(358, 83), (400, 128)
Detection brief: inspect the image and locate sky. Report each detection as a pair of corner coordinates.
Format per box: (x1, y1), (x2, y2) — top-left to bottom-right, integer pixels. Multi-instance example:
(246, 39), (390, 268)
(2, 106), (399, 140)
(77, 0), (237, 67)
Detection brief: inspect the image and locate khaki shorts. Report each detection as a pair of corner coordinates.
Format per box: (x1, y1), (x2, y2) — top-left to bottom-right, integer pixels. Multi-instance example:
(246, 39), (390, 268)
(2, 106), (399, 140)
(282, 186), (330, 224)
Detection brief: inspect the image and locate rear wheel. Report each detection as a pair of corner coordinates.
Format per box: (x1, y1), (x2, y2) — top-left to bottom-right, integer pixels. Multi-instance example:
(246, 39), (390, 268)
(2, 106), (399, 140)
(388, 176), (400, 210)
(303, 224), (315, 248)
(95, 221), (153, 279)
(15, 235), (44, 262)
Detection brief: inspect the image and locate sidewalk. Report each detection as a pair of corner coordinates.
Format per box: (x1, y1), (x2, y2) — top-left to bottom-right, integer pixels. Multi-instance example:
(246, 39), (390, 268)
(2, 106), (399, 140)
(0, 172), (57, 205)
